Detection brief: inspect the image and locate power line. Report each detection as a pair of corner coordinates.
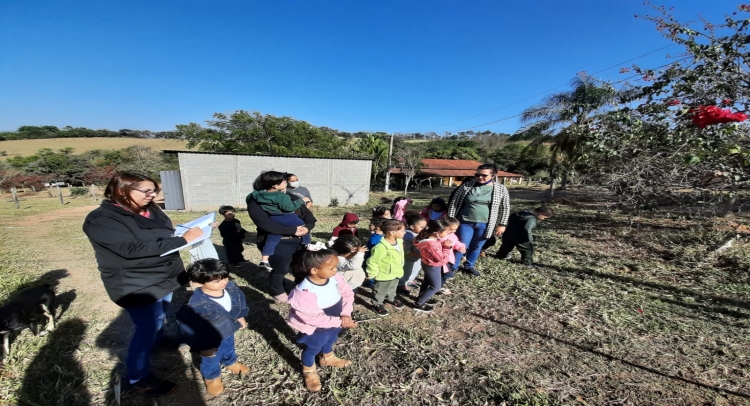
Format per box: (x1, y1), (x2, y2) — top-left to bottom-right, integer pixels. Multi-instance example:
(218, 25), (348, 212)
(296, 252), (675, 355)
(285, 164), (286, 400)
(447, 55), (693, 134)
(423, 45), (675, 133)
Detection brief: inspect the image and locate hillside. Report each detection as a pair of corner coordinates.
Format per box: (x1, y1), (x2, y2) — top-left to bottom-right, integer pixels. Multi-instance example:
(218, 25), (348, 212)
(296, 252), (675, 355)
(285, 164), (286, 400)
(0, 137), (190, 158)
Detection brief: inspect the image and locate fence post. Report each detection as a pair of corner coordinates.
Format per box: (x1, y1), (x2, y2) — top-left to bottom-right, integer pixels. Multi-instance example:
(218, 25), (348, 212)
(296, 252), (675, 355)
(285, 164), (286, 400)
(57, 184), (63, 205)
(11, 187), (20, 209)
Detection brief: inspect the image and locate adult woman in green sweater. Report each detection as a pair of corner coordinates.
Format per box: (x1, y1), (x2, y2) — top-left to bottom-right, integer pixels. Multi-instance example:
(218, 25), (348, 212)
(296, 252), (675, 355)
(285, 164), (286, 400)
(446, 164), (510, 277)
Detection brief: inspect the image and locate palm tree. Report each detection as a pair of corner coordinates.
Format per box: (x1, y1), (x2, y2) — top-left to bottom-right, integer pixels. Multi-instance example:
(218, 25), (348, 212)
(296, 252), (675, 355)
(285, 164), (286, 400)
(515, 75), (616, 196)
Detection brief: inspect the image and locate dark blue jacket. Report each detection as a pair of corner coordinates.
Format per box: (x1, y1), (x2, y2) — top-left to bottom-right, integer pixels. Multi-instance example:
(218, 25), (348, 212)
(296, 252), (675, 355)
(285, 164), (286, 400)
(176, 281), (249, 351)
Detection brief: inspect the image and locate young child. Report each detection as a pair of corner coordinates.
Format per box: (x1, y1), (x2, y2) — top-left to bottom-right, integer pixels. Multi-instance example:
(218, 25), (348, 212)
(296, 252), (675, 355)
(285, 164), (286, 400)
(218, 205), (248, 265)
(420, 197), (448, 221)
(176, 259), (250, 396)
(287, 248), (357, 392)
(361, 217), (384, 288)
(397, 213), (427, 296)
(440, 216), (467, 291)
(329, 212), (360, 245)
(249, 171), (310, 271)
(495, 207), (554, 265)
(366, 219), (406, 316)
(372, 206), (392, 219)
(330, 235), (367, 291)
(413, 219), (453, 313)
(391, 197), (412, 222)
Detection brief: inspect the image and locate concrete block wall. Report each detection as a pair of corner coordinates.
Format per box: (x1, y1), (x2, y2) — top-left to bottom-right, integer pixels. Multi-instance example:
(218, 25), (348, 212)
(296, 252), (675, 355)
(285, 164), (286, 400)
(178, 153), (372, 211)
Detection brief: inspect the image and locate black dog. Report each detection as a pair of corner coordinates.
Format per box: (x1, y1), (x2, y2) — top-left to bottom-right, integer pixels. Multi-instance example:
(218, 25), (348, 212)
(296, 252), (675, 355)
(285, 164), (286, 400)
(0, 284), (56, 362)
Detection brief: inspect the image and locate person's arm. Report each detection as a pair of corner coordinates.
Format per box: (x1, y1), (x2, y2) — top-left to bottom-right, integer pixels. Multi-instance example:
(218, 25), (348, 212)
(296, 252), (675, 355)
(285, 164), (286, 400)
(338, 251), (365, 270)
(525, 217), (538, 242)
(296, 202), (316, 232)
(218, 221), (232, 239)
(84, 216), (188, 259)
(366, 245), (385, 279)
(275, 193), (306, 212)
(496, 185), (511, 226)
(247, 196), (298, 235)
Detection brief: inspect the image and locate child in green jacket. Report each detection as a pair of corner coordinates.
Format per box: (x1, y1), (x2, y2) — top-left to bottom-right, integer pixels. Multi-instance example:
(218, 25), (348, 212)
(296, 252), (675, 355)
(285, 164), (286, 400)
(366, 219), (406, 317)
(495, 206), (554, 265)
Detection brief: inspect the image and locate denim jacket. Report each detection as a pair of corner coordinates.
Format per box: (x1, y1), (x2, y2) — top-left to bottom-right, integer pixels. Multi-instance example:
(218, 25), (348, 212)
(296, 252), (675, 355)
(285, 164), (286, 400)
(176, 281), (249, 350)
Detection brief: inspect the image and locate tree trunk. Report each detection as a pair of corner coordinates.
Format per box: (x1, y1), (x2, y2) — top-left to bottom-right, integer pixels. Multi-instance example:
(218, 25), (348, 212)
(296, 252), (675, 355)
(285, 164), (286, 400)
(560, 170), (569, 190)
(720, 181), (738, 217)
(404, 176), (410, 194)
(549, 178), (557, 198)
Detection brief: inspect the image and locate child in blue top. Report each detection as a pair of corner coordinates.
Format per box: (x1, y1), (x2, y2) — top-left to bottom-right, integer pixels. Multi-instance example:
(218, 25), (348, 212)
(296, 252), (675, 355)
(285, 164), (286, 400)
(176, 259), (250, 396)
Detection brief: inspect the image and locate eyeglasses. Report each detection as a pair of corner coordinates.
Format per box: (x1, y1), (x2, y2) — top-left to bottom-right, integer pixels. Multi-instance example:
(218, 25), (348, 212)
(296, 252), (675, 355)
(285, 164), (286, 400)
(133, 188), (160, 195)
(475, 173), (493, 178)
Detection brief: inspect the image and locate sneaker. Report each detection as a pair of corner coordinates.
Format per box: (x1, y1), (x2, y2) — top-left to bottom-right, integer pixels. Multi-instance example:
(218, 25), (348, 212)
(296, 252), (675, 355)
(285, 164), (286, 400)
(258, 261), (273, 271)
(274, 292), (289, 303)
(373, 304), (390, 317)
(129, 374), (178, 398)
(503, 254), (513, 260)
(413, 303), (434, 313)
(426, 298), (438, 305)
(385, 299), (405, 309)
(436, 288), (452, 295)
(396, 286), (410, 296)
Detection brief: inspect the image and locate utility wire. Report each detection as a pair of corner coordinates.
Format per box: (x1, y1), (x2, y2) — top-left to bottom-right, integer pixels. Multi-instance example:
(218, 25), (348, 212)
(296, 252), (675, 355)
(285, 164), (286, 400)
(447, 55), (692, 133)
(424, 44), (675, 133)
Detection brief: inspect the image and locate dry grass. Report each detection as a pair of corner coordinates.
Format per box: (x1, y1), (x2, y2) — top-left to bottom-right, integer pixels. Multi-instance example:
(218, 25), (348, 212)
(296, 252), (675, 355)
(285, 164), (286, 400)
(0, 138), (189, 159)
(0, 189), (748, 405)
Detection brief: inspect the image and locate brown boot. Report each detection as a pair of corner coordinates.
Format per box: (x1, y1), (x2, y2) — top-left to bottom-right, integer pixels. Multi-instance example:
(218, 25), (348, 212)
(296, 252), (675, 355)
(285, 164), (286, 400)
(319, 352), (351, 368)
(204, 377), (224, 396)
(225, 362), (249, 375)
(302, 365), (321, 392)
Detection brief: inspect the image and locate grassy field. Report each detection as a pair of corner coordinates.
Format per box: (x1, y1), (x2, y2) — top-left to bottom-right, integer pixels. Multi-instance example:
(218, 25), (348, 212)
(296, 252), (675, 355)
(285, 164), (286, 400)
(0, 138), (189, 158)
(0, 188), (748, 405)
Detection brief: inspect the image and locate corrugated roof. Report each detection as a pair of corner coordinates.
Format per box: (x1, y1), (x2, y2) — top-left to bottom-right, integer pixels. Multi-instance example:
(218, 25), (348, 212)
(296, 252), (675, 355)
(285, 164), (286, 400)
(390, 158), (523, 177)
(162, 150), (374, 161)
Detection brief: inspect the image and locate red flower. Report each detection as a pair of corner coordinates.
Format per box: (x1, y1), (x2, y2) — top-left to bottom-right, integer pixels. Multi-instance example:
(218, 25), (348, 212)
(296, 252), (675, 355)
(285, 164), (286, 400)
(722, 99), (732, 105)
(691, 105), (748, 128)
(667, 99), (681, 106)
(637, 308), (644, 313)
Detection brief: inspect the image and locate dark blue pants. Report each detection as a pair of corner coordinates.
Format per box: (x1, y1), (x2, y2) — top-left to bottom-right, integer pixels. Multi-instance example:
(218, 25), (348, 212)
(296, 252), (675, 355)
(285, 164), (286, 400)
(267, 238), (303, 296)
(200, 334), (238, 380)
(123, 293), (172, 381)
(262, 213), (310, 256)
(296, 301), (343, 367)
(416, 265), (443, 306)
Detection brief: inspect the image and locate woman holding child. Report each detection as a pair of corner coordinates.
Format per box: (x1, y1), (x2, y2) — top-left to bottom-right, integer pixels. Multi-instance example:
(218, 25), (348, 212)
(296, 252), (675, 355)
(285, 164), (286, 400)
(83, 172), (204, 398)
(247, 171), (316, 303)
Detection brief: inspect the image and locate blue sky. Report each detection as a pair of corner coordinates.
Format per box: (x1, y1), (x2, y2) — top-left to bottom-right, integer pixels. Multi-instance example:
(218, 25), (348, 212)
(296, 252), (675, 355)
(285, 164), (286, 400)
(0, 1), (739, 135)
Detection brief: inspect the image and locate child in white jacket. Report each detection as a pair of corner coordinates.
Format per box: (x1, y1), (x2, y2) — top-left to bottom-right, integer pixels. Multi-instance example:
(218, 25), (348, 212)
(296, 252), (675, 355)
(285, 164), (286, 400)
(330, 235), (367, 291)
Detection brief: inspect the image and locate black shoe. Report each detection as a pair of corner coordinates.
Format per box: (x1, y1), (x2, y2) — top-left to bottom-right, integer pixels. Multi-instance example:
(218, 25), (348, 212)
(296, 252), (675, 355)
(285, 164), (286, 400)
(373, 304), (390, 317)
(426, 298), (438, 305)
(258, 261), (273, 271)
(463, 267), (481, 277)
(128, 374), (178, 398)
(396, 287), (411, 297)
(385, 299), (405, 309)
(413, 303), (434, 313)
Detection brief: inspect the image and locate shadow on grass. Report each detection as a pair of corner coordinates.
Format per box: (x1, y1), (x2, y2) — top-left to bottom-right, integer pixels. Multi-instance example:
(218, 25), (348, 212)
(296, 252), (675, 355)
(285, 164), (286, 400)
(545, 264), (750, 311)
(95, 302), (208, 405)
(232, 262), (301, 369)
(472, 312), (750, 400)
(17, 318), (91, 406)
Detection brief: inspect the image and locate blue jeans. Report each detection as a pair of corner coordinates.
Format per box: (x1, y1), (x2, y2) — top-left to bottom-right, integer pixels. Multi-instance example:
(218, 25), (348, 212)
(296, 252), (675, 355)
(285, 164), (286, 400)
(416, 265), (443, 306)
(124, 293), (172, 381)
(200, 334), (238, 380)
(298, 327), (341, 367)
(452, 221), (488, 271)
(262, 213), (309, 256)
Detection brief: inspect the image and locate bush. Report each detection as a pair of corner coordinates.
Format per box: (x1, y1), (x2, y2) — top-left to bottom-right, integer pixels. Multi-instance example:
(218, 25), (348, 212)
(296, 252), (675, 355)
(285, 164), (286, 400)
(329, 197), (339, 207)
(70, 187), (88, 196)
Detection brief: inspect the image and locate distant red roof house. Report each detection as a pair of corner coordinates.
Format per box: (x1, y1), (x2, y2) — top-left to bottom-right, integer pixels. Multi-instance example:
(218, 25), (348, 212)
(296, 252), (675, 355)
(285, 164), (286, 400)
(390, 158), (522, 186)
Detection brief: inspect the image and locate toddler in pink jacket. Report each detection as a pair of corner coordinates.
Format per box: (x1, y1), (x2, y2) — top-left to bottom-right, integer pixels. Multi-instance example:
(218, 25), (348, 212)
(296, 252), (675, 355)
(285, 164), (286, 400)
(440, 217), (466, 294)
(288, 248), (357, 392)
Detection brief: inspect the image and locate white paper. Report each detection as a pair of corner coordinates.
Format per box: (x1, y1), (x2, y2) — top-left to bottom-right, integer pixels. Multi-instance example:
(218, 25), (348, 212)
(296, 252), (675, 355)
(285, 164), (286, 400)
(161, 212), (215, 256)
